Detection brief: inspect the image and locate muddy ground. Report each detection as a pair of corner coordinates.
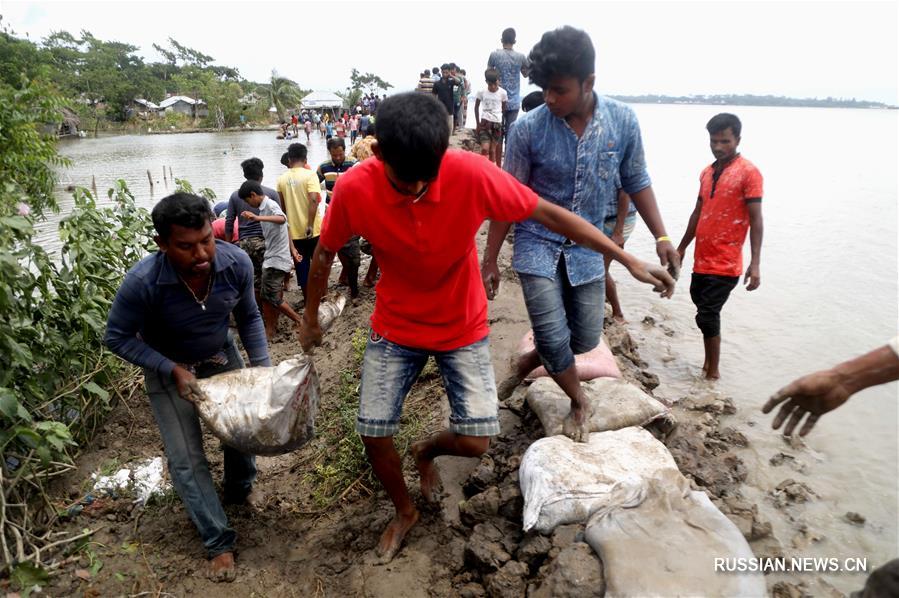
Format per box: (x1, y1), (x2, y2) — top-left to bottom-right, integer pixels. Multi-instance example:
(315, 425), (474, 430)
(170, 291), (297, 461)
(20, 134), (811, 597)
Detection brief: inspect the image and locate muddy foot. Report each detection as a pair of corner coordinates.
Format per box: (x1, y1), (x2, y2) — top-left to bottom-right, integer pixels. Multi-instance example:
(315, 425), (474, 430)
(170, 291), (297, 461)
(375, 510), (420, 563)
(496, 374), (524, 402)
(411, 441), (442, 503)
(208, 552), (236, 583)
(562, 404), (591, 443)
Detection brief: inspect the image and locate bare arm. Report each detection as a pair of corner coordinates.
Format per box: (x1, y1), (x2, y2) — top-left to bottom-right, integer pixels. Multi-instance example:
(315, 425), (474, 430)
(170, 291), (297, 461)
(676, 197), (703, 262)
(629, 186), (680, 278)
(242, 212), (286, 224)
(481, 220), (514, 299)
(305, 192), (320, 237)
(744, 201), (763, 291)
(610, 189), (630, 247)
(474, 98), (481, 127)
(298, 243), (337, 350)
(763, 344), (899, 436)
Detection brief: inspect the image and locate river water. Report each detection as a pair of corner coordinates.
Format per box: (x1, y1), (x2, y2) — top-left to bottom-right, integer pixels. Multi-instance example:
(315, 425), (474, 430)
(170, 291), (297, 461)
(54, 104), (897, 592)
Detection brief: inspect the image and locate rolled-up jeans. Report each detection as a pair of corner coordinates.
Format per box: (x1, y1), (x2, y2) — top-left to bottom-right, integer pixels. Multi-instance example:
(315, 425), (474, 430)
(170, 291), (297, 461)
(143, 334), (256, 558)
(518, 257), (605, 375)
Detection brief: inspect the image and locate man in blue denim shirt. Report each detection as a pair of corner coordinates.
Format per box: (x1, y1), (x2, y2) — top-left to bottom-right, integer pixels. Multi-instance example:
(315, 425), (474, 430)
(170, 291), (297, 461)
(482, 26), (681, 442)
(105, 193), (271, 581)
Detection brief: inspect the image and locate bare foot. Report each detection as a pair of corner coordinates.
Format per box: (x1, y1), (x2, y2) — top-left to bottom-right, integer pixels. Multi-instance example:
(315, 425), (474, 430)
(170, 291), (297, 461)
(411, 441), (442, 503)
(562, 401), (591, 443)
(376, 509), (420, 563)
(705, 370), (720, 380)
(363, 277), (377, 288)
(245, 487), (265, 509)
(612, 313), (627, 324)
(208, 552), (236, 583)
(496, 373), (524, 401)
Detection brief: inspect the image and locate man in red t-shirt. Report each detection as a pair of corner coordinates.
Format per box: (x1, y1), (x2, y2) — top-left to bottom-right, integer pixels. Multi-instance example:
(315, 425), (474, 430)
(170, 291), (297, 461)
(298, 93), (675, 562)
(677, 113), (764, 380)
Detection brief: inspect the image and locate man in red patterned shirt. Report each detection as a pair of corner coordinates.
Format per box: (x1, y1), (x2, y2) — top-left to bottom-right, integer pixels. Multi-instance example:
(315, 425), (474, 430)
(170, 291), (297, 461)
(677, 113), (764, 380)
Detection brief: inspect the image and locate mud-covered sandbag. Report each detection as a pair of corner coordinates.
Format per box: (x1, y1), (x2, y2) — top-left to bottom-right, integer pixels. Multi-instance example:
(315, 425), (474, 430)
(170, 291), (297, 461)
(517, 331), (621, 380)
(196, 355), (319, 455)
(584, 469), (766, 597)
(520, 427), (679, 533)
(526, 377), (670, 437)
(193, 293), (345, 455)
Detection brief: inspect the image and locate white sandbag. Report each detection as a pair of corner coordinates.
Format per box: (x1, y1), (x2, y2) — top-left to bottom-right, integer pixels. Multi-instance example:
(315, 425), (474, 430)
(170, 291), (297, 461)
(196, 355), (319, 456)
(517, 330), (621, 380)
(584, 469), (766, 597)
(520, 427), (680, 534)
(193, 293), (345, 456)
(526, 377), (670, 437)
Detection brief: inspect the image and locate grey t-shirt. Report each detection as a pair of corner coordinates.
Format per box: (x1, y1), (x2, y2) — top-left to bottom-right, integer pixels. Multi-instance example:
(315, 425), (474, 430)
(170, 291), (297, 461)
(258, 198), (293, 273)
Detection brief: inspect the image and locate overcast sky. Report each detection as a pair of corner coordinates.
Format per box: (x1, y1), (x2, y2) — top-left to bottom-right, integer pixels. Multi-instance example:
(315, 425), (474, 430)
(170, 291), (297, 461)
(3, 0), (897, 104)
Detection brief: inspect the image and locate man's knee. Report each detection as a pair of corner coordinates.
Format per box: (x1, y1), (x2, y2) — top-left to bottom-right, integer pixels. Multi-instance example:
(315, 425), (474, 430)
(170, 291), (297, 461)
(695, 311), (720, 338)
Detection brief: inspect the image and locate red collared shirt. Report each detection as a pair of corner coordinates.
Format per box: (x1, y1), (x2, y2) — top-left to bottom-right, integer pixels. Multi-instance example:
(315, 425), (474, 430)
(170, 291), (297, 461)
(694, 155), (763, 277)
(321, 150), (539, 350)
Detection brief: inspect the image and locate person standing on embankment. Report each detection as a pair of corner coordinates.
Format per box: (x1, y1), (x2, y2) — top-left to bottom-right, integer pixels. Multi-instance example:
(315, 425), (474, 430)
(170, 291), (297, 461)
(298, 92), (675, 564)
(482, 26), (681, 442)
(105, 194), (270, 582)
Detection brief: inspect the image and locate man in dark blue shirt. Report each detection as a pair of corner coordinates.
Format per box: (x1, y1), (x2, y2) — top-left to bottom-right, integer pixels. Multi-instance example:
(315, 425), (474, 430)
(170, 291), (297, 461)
(317, 137), (361, 297)
(105, 193), (270, 582)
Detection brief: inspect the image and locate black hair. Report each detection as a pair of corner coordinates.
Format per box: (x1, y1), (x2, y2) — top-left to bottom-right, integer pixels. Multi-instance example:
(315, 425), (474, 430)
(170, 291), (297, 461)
(238, 180), (264, 200)
(460, 69), (466, 75)
(485, 68), (499, 83)
(449, 62), (457, 70)
(441, 63), (450, 71)
(501, 27), (516, 44)
(706, 113), (742, 137)
(521, 90), (545, 112)
(280, 152), (289, 167)
(366, 124), (376, 137)
(528, 26), (595, 88)
(151, 193), (213, 240)
(376, 93), (448, 182)
(432, 67), (439, 74)
(326, 137), (346, 151)
(287, 142), (307, 163)
(241, 157), (264, 181)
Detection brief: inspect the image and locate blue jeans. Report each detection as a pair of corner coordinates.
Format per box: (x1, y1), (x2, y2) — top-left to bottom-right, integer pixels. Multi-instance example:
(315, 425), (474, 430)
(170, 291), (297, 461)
(518, 257), (605, 375)
(144, 335), (256, 558)
(357, 332), (499, 437)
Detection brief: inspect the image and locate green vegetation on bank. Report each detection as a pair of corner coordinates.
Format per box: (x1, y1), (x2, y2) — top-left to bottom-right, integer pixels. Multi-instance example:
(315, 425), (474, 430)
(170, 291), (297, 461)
(0, 77), (153, 588)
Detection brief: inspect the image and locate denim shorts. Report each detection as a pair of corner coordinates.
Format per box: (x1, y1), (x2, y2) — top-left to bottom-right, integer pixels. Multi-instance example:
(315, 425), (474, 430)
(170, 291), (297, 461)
(601, 213), (637, 243)
(518, 257), (605, 375)
(357, 332), (500, 437)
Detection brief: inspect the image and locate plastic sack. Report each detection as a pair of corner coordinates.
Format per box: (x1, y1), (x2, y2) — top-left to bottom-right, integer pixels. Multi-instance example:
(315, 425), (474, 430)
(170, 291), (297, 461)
(526, 377), (670, 437)
(584, 469), (766, 597)
(196, 355), (319, 456)
(520, 427), (679, 533)
(517, 330), (621, 381)
(194, 293), (345, 455)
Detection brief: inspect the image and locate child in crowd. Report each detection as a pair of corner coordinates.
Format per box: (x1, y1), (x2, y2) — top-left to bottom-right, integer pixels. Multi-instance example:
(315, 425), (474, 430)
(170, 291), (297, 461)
(325, 120), (334, 140)
(474, 68), (508, 167)
(238, 180), (304, 338)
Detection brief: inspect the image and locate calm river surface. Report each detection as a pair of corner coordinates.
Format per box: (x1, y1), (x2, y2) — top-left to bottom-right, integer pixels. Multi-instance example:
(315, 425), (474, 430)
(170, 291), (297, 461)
(55, 104), (898, 592)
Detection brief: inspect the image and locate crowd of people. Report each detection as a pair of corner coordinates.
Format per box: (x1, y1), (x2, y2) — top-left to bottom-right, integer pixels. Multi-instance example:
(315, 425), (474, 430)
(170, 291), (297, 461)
(102, 24), (897, 587)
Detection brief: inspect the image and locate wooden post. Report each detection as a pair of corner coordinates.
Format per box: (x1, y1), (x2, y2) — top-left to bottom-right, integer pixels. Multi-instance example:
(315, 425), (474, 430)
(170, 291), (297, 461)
(163, 166), (168, 189)
(169, 166), (174, 181)
(147, 169), (154, 194)
(91, 175), (98, 198)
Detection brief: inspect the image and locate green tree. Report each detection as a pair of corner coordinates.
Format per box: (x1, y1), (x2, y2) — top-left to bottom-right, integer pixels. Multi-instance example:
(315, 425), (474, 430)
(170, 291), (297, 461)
(266, 70), (304, 122)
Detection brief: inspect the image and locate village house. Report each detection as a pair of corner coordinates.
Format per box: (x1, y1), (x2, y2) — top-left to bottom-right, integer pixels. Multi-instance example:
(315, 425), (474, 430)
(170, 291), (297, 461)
(158, 95), (208, 118)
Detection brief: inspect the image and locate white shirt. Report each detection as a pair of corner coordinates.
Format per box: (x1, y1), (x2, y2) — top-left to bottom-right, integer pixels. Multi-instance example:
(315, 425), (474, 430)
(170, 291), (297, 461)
(476, 87), (508, 124)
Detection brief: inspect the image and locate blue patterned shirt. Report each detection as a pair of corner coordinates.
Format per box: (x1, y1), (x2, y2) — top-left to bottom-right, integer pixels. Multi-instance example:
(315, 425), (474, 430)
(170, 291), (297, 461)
(487, 48), (529, 110)
(503, 95), (652, 285)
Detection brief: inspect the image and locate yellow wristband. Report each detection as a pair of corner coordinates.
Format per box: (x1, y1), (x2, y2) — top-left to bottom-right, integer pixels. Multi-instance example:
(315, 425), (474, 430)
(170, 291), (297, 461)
(656, 235), (671, 243)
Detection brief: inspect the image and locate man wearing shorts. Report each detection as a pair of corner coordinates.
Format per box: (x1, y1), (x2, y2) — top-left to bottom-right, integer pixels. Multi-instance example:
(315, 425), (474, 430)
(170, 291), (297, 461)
(237, 180), (304, 338)
(474, 68), (508, 167)
(299, 92), (674, 563)
(277, 143), (322, 301)
(677, 113), (764, 380)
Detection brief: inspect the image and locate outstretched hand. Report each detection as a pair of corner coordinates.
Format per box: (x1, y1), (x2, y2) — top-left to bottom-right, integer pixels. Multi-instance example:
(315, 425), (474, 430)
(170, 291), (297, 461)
(240, 210), (258, 222)
(762, 369), (852, 436)
(172, 365), (204, 403)
(626, 260), (676, 298)
(481, 261), (501, 301)
(656, 240), (681, 281)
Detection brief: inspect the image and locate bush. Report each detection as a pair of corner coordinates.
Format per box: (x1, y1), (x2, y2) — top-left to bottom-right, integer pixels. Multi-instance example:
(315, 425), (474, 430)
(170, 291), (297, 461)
(0, 79), (155, 577)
